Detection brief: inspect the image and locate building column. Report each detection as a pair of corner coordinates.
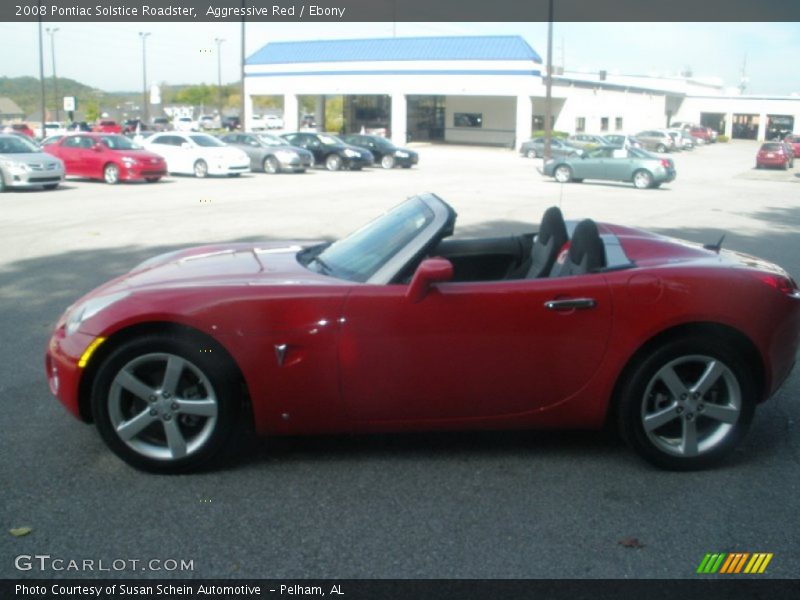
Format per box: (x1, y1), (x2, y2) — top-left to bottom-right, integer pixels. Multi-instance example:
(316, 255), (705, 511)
(515, 95), (533, 151)
(390, 93), (407, 146)
(284, 94), (299, 132)
(314, 95), (325, 131)
(757, 112), (767, 141)
(243, 94), (254, 131)
(724, 112), (733, 138)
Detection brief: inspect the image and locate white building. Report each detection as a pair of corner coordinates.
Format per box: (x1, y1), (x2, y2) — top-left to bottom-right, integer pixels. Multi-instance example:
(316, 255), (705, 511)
(243, 35), (800, 149)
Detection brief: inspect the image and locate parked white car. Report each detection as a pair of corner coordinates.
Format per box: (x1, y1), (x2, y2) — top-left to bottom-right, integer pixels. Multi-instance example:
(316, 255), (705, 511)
(143, 132), (250, 178)
(198, 115), (219, 130)
(174, 116), (198, 132)
(263, 115), (284, 129)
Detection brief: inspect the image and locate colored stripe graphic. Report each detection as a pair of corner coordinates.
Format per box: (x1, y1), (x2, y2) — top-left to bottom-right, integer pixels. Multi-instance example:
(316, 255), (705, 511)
(698, 553), (773, 575)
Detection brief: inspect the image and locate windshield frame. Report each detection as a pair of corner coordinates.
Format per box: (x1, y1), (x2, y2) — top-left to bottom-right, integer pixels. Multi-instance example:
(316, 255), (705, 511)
(301, 193), (455, 284)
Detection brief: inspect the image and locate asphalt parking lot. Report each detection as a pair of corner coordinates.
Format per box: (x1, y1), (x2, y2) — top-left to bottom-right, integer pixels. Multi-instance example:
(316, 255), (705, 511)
(1, 140), (799, 579)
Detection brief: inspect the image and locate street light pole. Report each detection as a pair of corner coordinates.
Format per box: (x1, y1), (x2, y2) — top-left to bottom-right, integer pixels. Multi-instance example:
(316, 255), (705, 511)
(46, 27), (60, 123)
(37, 8), (46, 139)
(215, 37), (225, 118)
(543, 0), (554, 161)
(139, 32), (151, 123)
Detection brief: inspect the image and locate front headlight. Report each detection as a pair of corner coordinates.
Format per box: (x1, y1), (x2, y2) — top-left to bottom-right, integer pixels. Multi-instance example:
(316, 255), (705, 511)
(274, 150), (296, 161)
(395, 151), (409, 158)
(65, 292), (129, 336)
(122, 157), (138, 167)
(1, 160), (31, 174)
(343, 148), (360, 158)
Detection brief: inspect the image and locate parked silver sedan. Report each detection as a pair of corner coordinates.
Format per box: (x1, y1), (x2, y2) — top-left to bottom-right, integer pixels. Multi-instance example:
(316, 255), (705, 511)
(0, 133), (64, 192)
(218, 132), (313, 173)
(542, 145), (676, 189)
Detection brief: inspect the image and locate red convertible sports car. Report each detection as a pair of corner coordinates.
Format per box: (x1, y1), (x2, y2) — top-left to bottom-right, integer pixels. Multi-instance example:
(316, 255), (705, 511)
(46, 195), (800, 473)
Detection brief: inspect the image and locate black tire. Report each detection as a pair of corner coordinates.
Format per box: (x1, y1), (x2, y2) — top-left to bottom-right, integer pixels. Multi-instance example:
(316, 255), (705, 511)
(325, 154), (342, 171)
(525, 149), (537, 159)
(104, 163), (120, 185)
(553, 164), (572, 183)
(91, 334), (244, 473)
(656, 144), (667, 153)
(193, 159), (208, 178)
(616, 336), (756, 470)
(633, 169), (654, 189)
(381, 155), (396, 169)
(263, 156), (280, 174)
(43, 183), (59, 190)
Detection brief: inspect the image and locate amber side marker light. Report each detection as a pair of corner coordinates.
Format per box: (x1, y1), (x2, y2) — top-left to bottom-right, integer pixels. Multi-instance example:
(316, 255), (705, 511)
(78, 337), (106, 368)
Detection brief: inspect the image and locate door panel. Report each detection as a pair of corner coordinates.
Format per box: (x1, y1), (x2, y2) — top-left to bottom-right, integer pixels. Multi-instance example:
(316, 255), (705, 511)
(339, 276), (613, 422)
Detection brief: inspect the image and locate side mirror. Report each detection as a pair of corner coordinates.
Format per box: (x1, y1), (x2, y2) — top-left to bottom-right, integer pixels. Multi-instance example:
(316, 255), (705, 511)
(406, 258), (453, 304)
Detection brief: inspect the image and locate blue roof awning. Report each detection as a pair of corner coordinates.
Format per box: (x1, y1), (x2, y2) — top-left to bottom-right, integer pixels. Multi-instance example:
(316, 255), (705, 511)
(247, 35), (542, 65)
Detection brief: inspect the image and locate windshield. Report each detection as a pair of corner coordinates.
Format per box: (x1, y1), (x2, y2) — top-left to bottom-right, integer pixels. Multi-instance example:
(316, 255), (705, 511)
(100, 135), (136, 150)
(0, 135), (39, 153)
(317, 134), (342, 146)
(256, 134), (289, 147)
(307, 197), (435, 283)
(189, 135), (225, 147)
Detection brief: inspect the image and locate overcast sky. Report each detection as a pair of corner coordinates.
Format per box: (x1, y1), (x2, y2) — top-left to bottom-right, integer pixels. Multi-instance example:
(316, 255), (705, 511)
(1, 21), (798, 95)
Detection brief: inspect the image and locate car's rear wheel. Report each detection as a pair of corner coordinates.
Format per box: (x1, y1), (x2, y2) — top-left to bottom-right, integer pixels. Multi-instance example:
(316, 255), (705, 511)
(91, 335), (243, 473)
(193, 160), (208, 178)
(633, 169), (653, 189)
(263, 156), (280, 174)
(656, 144), (667, 153)
(617, 337), (755, 470)
(554, 165), (572, 183)
(381, 155), (396, 169)
(525, 150), (537, 159)
(325, 154), (342, 171)
(104, 163), (120, 185)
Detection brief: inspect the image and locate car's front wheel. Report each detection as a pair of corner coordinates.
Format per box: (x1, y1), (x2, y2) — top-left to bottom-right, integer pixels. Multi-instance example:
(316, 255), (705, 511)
(381, 155), (395, 169)
(617, 337), (755, 470)
(633, 169), (653, 189)
(263, 156), (280, 174)
(554, 165), (572, 183)
(91, 335), (243, 473)
(104, 163), (120, 185)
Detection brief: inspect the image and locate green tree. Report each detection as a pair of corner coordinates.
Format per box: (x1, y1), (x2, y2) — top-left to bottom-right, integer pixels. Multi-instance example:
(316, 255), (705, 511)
(84, 100), (99, 122)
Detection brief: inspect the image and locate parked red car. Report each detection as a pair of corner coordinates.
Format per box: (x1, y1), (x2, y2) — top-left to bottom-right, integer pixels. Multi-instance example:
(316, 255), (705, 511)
(755, 142), (793, 169)
(43, 133), (167, 183)
(45, 196), (800, 473)
(689, 126), (711, 144)
(93, 120), (122, 134)
(784, 134), (800, 157)
(3, 123), (35, 137)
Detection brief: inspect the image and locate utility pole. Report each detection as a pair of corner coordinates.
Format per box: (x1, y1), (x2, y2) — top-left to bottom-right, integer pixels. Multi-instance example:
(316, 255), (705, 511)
(215, 38), (225, 118)
(543, 0), (554, 160)
(37, 8), (46, 138)
(240, 2), (246, 128)
(139, 32), (151, 123)
(46, 27), (60, 123)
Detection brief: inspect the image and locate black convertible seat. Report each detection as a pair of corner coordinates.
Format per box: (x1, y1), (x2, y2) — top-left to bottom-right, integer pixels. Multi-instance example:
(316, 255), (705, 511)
(526, 206), (568, 278)
(551, 218), (606, 277)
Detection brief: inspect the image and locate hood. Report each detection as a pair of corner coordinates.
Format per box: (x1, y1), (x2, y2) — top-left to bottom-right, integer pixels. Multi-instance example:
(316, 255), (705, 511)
(0, 152), (62, 166)
(94, 242), (337, 295)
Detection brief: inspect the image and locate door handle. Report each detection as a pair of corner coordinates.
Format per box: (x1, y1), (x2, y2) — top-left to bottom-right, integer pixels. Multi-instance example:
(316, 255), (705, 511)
(544, 298), (596, 311)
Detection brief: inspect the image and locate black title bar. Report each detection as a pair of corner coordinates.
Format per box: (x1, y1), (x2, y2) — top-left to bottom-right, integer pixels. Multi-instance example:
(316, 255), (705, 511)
(4, 0), (800, 22)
